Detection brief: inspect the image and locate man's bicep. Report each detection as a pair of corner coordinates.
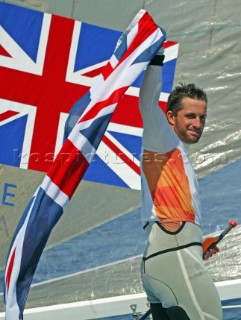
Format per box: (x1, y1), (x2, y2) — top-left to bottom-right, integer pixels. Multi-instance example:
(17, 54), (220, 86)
(139, 65), (162, 112)
(142, 105), (174, 152)
(140, 65), (178, 151)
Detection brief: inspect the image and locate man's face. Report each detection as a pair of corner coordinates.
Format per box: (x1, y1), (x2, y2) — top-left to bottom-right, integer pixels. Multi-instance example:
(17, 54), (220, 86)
(167, 97), (207, 144)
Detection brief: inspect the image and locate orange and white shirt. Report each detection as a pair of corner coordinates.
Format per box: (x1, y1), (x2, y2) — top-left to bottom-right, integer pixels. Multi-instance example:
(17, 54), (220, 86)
(139, 65), (202, 227)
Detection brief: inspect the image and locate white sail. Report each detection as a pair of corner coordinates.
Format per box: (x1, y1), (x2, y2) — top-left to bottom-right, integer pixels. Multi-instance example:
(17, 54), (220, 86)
(0, 0), (240, 319)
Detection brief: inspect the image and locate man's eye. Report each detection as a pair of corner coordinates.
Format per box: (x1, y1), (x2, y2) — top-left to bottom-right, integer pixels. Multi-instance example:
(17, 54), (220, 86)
(186, 114), (195, 118)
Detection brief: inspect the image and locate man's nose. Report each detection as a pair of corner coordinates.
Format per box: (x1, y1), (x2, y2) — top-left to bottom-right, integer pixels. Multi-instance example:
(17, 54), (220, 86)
(193, 117), (202, 128)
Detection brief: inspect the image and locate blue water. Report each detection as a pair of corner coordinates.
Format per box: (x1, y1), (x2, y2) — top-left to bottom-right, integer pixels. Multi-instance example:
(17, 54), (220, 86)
(200, 158), (241, 235)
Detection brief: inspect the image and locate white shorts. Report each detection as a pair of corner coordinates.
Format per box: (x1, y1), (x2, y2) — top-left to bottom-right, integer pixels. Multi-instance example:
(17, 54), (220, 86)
(141, 221), (223, 320)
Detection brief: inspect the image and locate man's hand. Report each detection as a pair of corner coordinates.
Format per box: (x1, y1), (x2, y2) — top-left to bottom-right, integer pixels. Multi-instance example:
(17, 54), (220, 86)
(202, 237), (219, 260)
(203, 244), (219, 260)
(202, 221), (237, 260)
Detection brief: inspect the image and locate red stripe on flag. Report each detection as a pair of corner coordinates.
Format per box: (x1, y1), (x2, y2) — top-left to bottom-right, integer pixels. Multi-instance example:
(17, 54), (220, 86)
(0, 44), (12, 57)
(103, 13), (160, 79)
(102, 134), (140, 176)
(101, 61), (115, 80)
(160, 101), (167, 113)
(6, 247), (16, 293)
(163, 40), (177, 49)
(116, 12), (159, 68)
(0, 110), (19, 122)
(47, 139), (89, 198)
(83, 66), (105, 78)
(79, 86), (128, 123)
(111, 94), (143, 128)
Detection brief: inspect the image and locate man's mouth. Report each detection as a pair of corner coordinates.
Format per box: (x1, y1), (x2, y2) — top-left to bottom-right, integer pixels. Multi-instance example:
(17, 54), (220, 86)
(189, 129), (201, 137)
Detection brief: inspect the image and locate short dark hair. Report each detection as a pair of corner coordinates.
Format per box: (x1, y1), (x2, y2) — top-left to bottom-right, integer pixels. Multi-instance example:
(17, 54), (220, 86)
(167, 83), (207, 115)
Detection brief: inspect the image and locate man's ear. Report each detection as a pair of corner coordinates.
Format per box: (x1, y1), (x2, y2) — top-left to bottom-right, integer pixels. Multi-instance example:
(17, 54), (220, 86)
(166, 110), (175, 127)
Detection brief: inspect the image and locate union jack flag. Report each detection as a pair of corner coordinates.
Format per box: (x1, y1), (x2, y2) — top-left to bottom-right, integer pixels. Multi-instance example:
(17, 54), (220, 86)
(0, 2), (121, 172)
(0, 2), (178, 190)
(4, 7), (168, 319)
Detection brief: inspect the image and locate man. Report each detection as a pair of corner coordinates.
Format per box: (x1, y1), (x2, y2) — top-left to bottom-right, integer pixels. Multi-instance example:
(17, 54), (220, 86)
(139, 37), (222, 319)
